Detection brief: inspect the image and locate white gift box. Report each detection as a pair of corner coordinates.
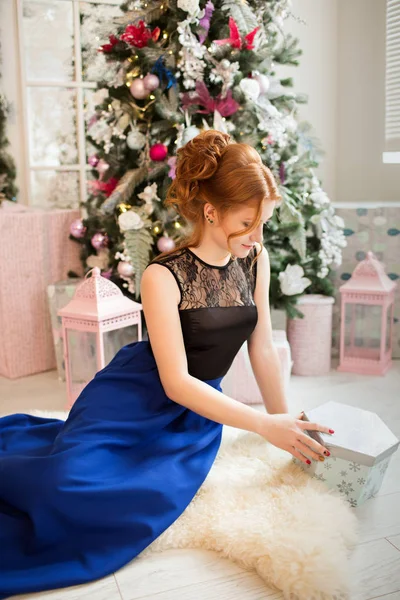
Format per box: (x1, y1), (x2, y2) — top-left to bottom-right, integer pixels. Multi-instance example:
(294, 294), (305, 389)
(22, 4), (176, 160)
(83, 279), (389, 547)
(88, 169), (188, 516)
(293, 401), (400, 507)
(221, 330), (292, 405)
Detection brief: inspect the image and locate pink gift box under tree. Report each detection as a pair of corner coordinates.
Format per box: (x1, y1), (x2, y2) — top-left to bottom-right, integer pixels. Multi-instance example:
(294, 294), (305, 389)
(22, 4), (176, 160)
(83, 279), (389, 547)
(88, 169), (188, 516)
(0, 202), (83, 379)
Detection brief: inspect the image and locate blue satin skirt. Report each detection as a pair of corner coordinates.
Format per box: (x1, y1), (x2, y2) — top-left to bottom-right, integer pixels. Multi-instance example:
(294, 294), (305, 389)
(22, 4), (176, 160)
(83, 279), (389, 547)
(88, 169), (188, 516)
(0, 341), (223, 599)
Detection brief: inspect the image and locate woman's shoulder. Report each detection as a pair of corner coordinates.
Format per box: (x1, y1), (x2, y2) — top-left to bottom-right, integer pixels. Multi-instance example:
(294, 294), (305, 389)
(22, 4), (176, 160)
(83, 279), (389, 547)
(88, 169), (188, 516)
(147, 246), (187, 268)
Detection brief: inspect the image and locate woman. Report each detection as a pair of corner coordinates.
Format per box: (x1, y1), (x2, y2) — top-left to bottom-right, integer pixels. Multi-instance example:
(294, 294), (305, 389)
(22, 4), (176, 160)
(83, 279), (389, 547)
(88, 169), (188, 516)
(0, 130), (333, 598)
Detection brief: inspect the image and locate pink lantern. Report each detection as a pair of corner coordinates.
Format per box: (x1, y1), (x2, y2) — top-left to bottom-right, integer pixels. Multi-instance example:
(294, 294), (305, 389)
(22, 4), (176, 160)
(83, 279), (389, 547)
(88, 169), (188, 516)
(58, 267), (142, 408)
(338, 252), (397, 376)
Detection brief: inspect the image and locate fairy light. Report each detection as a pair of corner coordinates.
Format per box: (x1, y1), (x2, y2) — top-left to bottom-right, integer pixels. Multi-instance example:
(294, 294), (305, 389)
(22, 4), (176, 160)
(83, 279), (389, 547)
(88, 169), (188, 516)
(149, 94), (155, 99)
(163, 32), (168, 39)
(174, 221), (181, 229)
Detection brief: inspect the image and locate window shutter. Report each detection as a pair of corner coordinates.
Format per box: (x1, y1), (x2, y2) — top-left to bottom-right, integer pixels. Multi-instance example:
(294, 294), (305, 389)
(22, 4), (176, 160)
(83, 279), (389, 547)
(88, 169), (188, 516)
(384, 0), (400, 160)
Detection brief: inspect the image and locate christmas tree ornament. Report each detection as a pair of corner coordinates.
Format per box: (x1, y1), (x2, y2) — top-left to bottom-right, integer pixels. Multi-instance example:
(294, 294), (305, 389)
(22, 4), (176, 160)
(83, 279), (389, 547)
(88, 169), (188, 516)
(157, 236), (176, 253)
(88, 154), (99, 167)
(239, 78), (260, 102)
(181, 125), (200, 145)
(142, 73), (160, 91)
(120, 21), (161, 47)
(130, 78), (149, 99)
(126, 128), (147, 149)
(149, 143), (168, 161)
(91, 232), (109, 250)
(117, 261), (134, 277)
(198, 0), (214, 44)
(177, 0), (200, 15)
(118, 209), (144, 232)
(254, 73), (270, 95)
(214, 17), (259, 51)
(167, 156), (177, 178)
(70, 219), (87, 239)
(95, 159), (110, 175)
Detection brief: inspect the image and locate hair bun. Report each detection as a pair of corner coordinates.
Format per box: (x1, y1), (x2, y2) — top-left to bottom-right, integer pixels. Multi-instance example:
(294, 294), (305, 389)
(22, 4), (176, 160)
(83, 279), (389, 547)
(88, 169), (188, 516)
(176, 130), (232, 183)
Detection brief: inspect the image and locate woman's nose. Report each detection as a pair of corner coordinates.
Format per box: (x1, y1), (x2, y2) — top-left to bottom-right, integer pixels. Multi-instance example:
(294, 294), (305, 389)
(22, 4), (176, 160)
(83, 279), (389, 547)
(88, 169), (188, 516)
(250, 224), (263, 243)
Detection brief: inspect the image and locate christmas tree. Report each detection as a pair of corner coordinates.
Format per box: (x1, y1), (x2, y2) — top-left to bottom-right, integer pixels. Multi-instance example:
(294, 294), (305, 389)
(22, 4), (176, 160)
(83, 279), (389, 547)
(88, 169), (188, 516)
(70, 0), (346, 318)
(0, 40), (18, 205)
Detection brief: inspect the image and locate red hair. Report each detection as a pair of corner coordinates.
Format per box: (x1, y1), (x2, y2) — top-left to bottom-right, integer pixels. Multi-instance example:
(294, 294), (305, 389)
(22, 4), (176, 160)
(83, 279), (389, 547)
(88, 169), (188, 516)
(154, 129), (281, 269)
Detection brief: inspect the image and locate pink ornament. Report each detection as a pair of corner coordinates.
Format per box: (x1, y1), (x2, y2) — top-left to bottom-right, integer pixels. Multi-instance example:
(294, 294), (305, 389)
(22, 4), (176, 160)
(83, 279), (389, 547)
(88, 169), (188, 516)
(117, 262), (134, 277)
(157, 236), (176, 253)
(91, 232), (109, 250)
(130, 78), (149, 99)
(88, 154), (99, 168)
(143, 73), (160, 91)
(150, 143), (168, 162)
(167, 156), (177, 179)
(70, 218), (87, 239)
(96, 159), (109, 176)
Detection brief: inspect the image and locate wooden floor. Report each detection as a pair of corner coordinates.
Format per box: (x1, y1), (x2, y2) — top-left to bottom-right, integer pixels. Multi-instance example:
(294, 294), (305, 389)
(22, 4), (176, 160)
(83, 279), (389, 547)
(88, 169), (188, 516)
(1, 360), (399, 600)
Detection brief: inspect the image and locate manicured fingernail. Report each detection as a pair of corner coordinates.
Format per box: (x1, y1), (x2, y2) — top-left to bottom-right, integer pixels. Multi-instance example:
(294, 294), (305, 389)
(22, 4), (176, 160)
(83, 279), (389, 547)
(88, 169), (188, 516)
(306, 460), (311, 465)
(324, 451), (330, 456)
(329, 429), (335, 434)
(319, 456), (325, 462)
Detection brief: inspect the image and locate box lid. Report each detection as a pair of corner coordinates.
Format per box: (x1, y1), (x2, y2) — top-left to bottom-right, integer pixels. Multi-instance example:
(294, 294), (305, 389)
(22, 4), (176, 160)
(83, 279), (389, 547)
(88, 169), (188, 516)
(303, 401), (400, 467)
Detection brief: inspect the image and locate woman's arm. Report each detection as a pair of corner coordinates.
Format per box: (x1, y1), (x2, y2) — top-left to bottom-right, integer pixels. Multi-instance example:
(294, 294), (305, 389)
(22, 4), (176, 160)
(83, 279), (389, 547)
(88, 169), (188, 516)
(247, 243), (289, 415)
(140, 263), (273, 436)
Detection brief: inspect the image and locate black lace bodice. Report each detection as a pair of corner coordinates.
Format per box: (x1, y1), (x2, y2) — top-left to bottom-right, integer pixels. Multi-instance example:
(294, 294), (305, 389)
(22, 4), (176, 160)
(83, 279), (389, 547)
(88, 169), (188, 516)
(145, 246), (259, 380)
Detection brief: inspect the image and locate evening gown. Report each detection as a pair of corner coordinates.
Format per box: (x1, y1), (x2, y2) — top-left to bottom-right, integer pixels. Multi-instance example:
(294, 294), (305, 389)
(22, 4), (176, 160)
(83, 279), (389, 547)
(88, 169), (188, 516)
(0, 245), (258, 598)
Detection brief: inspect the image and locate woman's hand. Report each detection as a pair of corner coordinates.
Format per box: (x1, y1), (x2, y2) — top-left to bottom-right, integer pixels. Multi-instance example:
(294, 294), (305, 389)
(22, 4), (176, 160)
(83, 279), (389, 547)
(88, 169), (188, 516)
(259, 410), (333, 464)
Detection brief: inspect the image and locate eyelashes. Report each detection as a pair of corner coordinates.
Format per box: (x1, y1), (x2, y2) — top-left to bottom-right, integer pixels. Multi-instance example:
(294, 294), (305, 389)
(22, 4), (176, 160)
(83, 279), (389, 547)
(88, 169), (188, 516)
(243, 222), (271, 229)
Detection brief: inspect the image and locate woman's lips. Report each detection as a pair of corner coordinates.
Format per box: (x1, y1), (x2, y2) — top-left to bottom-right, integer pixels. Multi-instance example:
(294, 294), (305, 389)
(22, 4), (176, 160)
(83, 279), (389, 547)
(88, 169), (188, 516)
(242, 244), (253, 249)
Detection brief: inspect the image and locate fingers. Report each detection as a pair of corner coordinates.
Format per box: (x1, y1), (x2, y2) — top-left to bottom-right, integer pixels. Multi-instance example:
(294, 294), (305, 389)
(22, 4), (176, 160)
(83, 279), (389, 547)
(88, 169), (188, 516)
(298, 420), (333, 435)
(295, 438), (327, 462)
(296, 427), (331, 457)
(290, 446), (311, 465)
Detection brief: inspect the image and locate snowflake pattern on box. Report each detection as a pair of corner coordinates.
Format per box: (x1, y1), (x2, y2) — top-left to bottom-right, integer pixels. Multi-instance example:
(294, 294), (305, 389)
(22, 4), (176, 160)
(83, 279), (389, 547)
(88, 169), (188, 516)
(330, 205), (400, 358)
(292, 454), (391, 508)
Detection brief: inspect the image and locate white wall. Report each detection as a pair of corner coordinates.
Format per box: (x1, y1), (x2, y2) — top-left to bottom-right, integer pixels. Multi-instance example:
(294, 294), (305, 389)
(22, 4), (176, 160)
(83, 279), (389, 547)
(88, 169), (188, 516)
(277, 0), (338, 202)
(279, 0), (400, 204)
(336, 0), (400, 203)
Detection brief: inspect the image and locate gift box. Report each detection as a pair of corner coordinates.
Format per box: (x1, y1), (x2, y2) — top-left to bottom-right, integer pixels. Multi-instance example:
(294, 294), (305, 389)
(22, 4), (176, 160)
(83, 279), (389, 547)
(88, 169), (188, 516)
(293, 401), (400, 507)
(221, 330), (292, 405)
(0, 202), (83, 378)
(48, 278), (142, 382)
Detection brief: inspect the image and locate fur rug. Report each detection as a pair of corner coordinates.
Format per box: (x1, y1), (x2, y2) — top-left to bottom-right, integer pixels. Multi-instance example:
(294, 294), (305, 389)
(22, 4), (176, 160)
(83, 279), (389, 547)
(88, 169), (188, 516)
(21, 410), (361, 599)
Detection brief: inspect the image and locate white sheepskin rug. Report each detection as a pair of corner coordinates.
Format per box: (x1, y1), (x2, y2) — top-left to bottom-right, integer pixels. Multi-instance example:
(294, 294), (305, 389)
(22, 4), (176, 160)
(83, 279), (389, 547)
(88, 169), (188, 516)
(28, 410), (360, 600)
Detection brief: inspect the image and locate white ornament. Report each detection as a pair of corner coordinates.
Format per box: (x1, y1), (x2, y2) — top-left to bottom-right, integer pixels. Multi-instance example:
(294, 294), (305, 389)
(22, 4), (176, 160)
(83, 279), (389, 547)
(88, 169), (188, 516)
(137, 182), (161, 204)
(254, 73), (270, 95)
(181, 125), (200, 146)
(278, 264), (312, 296)
(239, 78), (260, 102)
(126, 128), (146, 149)
(118, 209), (144, 231)
(177, 0), (200, 15)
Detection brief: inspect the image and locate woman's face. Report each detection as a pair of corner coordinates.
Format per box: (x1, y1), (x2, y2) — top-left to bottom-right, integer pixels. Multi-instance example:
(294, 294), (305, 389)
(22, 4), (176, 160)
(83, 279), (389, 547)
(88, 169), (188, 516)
(210, 201), (276, 257)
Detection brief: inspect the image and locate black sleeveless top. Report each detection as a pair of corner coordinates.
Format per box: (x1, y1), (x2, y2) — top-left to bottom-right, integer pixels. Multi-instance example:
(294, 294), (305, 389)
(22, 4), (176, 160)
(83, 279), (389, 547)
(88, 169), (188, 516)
(145, 246), (259, 381)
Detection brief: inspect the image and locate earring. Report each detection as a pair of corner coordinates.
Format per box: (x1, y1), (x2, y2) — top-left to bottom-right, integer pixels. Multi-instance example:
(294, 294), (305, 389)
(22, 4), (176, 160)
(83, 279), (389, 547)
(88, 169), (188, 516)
(206, 216), (214, 224)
